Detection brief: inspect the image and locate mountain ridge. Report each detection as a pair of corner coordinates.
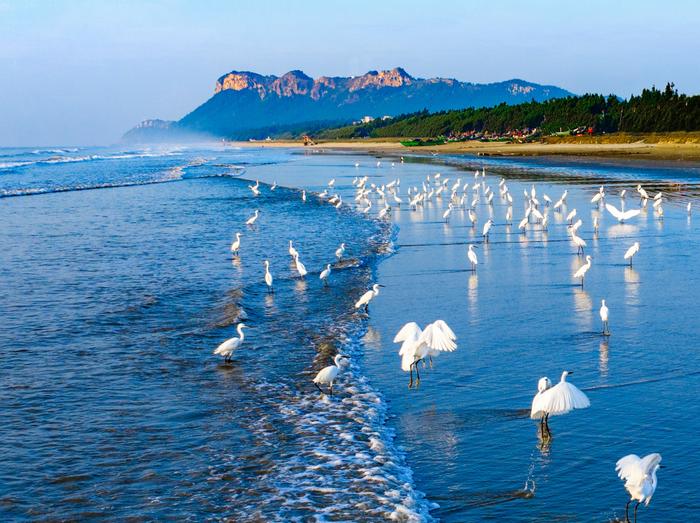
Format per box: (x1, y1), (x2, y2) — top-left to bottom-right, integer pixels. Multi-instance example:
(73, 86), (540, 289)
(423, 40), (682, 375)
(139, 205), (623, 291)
(123, 67), (574, 142)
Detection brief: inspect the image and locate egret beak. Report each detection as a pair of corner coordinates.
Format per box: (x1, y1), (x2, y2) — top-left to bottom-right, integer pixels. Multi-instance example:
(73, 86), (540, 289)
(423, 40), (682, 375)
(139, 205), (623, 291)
(378, 285), (386, 287)
(567, 370), (574, 375)
(659, 465), (667, 469)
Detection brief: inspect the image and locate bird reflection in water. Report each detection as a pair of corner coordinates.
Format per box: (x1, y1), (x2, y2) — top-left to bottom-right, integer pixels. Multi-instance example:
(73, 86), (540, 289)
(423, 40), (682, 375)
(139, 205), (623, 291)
(599, 339), (609, 377)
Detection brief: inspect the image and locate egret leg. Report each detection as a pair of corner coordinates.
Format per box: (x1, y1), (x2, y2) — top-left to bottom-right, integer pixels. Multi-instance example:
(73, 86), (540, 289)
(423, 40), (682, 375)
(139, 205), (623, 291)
(330, 383), (333, 396)
(625, 499), (631, 523)
(364, 304), (369, 313)
(429, 356), (433, 369)
(633, 501), (640, 523)
(415, 361), (421, 385)
(314, 382), (324, 394)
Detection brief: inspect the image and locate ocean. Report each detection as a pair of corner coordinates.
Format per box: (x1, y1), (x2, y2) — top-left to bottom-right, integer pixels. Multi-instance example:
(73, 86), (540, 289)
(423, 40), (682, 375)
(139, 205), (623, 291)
(2, 144), (699, 521)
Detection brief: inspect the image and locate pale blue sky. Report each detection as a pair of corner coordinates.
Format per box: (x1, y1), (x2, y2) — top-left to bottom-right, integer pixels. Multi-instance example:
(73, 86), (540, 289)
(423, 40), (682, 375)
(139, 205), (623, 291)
(2, 0), (700, 146)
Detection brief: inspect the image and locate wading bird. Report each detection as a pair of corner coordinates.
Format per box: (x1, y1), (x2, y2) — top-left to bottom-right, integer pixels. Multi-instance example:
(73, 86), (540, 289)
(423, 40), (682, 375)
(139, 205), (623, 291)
(616, 453), (663, 523)
(606, 203), (642, 223)
(467, 244), (478, 271)
(624, 242), (640, 266)
(394, 320), (457, 388)
(574, 255), (593, 287)
(482, 219), (494, 242)
(313, 354), (348, 396)
(230, 232), (242, 255)
(245, 209), (259, 226)
(354, 284), (384, 313)
(530, 371), (590, 436)
(319, 264), (331, 285)
(293, 254), (307, 278)
(288, 240), (299, 259)
(335, 242), (346, 260)
(600, 299), (610, 335)
(530, 376), (552, 435)
(264, 260), (273, 292)
(213, 323), (247, 363)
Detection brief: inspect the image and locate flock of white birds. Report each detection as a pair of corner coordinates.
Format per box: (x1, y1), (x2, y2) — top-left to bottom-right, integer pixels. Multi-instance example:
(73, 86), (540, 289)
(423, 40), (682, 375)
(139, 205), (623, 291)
(213, 158), (689, 522)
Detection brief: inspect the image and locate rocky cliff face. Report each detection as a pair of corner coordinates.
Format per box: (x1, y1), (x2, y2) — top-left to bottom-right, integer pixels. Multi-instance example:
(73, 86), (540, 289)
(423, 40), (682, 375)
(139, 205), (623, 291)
(214, 67), (418, 100)
(125, 67), (573, 141)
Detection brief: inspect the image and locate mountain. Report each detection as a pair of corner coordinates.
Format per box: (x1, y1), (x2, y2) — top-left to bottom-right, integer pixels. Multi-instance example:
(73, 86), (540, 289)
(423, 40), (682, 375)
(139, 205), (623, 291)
(124, 68), (574, 141)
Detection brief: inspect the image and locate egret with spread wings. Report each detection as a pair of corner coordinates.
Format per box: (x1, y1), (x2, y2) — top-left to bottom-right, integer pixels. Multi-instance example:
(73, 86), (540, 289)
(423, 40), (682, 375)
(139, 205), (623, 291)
(393, 320), (457, 388)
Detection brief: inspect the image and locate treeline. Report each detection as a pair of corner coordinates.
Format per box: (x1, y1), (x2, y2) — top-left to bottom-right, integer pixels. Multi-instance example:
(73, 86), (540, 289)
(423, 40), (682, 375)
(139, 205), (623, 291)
(314, 84), (700, 139)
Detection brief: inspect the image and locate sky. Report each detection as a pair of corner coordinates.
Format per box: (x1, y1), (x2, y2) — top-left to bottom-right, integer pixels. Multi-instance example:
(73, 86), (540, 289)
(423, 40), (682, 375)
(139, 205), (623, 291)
(2, 0), (700, 146)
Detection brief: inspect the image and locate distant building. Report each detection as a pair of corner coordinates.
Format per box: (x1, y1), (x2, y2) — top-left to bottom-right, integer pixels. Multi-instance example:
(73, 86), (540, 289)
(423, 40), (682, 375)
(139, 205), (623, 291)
(361, 115), (375, 124)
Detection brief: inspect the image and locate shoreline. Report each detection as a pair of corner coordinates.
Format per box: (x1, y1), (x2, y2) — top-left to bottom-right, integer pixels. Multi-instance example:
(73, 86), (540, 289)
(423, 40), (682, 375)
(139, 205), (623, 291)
(232, 136), (700, 164)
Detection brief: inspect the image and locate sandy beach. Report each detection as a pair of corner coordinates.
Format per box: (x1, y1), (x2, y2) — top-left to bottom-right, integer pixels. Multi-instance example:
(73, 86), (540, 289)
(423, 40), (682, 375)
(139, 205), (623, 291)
(238, 132), (700, 163)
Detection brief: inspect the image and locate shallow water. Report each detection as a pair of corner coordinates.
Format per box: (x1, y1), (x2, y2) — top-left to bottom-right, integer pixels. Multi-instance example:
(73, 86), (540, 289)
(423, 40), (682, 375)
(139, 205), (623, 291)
(2, 145), (700, 521)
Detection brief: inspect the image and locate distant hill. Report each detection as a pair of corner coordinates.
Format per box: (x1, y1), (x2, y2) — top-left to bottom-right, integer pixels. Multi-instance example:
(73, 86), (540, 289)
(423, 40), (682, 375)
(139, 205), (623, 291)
(123, 67), (574, 142)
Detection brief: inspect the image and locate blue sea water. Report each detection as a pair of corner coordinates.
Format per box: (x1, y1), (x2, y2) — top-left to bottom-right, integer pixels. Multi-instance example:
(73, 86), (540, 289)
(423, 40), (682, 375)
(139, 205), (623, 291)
(2, 144), (700, 521)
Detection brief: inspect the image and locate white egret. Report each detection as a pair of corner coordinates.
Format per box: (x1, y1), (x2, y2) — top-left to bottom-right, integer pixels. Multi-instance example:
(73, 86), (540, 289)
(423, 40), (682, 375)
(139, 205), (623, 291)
(264, 260), (273, 292)
(566, 208), (577, 224)
(530, 376), (552, 433)
(543, 194), (552, 206)
(354, 283), (384, 313)
(530, 370), (590, 435)
(213, 323), (247, 363)
(230, 232), (242, 255)
(288, 240), (299, 259)
(245, 209), (259, 226)
(249, 180), (260, 196)
(505, 206), (513, 224)
(468, 209), (477, 227)
(574, 255), (592, 287)
(313, 354), (348, 395)
(335, 242), (346, 260)
(518, 216), (528, 233)
(571, 233), (587, 255)
(270, 181), (277, 190)
(302, 190), (307, 202)
(637, 184), (650, 201)
(624, 242), (640, 266)
(442, 203), (453, 222)
(570, 218), (583, 233)
(293, 254), (307, 278)
(467, 244), (478, 271)
(319, 264), (331, 285)
(394, 320), (457, 388)
(606, 203), (641, 223)
(328, 178), (336, 187)
(482, 219), (494, 242)
(600, 299), (610, 335)
(616, 453), (663, 523)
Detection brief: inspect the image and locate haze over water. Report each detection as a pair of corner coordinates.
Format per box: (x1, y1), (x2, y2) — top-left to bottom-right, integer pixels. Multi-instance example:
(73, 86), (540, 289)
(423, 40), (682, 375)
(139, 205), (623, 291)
(2, 145), (699, 521)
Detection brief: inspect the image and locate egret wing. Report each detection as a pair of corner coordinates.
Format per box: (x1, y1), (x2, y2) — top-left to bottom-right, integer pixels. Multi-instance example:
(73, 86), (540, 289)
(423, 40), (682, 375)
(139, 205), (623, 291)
(605, 203), (623, 220)
(621, 209), (641, 221)
(616, 454), (644, 484)
(419, 320), (457, 352)
(393, 322), (422, 344)
(541, 382), (590, 416)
